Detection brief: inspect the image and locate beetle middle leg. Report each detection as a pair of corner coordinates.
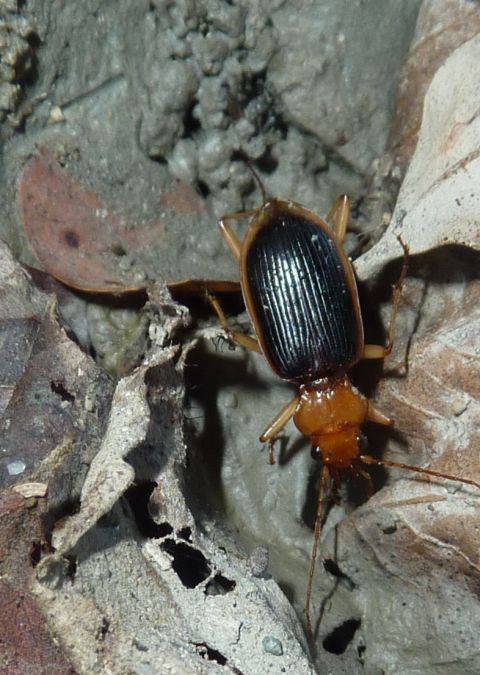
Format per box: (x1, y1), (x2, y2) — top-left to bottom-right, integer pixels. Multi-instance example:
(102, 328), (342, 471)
(363, 236), (410, 360)
(259, 394), (300, 464)
(366, 401), (393, 426)
(207, 293), (262, 353)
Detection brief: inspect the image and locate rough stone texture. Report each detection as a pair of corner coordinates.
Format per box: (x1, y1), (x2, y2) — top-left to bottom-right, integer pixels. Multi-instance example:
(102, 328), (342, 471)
(0, 0), (37, 132)
(1, 0), (420, 273)
(268, 0), (421, 174)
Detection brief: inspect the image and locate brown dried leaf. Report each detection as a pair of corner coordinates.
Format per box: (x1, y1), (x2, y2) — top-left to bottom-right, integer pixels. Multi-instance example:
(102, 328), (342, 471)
(0, 578), (75, 674)
(0, 241), (114, 520)
(18, 149), (165, 293)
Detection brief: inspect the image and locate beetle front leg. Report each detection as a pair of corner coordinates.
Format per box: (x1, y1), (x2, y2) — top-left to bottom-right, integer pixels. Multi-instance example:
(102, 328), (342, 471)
(207, 293), (262, 353)
(326, 194), (351, 244)
(363, 236), (409, 360)
(219, 208), (259, 261)
(259, 395), (300, 464)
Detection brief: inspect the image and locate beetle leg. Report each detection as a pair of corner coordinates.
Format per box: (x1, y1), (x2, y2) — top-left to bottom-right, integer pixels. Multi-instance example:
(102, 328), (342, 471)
(363, 236), (410, 360)
(366, 401), (393, 426)
(362, 343), (390, 359)
(357, 465), (374, 498)
(219, 208), (259, 261)
(207, 293), (262, 353)
(259, 394), (300, 463)
(360, 455), (480, 491)
(326, 194), (350, 244)
(305, 463), (330, 639)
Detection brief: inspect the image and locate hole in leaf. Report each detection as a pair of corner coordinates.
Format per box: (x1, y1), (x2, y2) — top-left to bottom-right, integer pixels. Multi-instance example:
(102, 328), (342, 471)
(161, 539), (211, 587)
(124, 482), (172, 538)
(205, 573), (236, 596)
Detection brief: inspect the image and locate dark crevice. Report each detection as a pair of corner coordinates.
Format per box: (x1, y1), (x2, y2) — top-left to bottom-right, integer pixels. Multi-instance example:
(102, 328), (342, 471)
(66, 554), (77, 581)
(323, 558), (356, 590)
(194, 642), (227, 665)
(253, 146), (279, 174)
(29, 540), (43, 567)
(50, 379), (75, 403)
(177, 526), (192, 541)
(161, 539), (211, 587)
(111, 242), (127, 257)
(322, 618), (361, 654)
(182, 99), (200, 138)
(196, 179), (210, 198)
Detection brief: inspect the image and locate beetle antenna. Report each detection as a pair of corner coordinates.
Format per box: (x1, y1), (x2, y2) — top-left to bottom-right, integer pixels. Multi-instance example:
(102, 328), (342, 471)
(245, 160), (268, 204)
(360, 455), (480, 491)
(306, 463), (330, 639)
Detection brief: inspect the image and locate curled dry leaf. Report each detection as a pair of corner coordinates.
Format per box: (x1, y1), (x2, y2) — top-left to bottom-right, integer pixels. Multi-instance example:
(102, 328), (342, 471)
(36, 325), (313, 674)
(0, 240), (113, 510)
(51, 346), (176, 555)
(357, 35), (480, 281)
(389, 0), (480, 174)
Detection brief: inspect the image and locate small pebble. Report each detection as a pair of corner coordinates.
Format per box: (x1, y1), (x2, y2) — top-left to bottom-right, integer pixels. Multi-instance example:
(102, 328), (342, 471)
(262, 635), (283, 656)
(7, 460), (26, 476)
(248, 546), (269, 577)
(451, 397), (468, 416)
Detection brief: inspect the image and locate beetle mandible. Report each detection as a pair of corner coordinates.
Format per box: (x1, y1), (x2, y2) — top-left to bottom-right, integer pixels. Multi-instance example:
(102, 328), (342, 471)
(208, 184), (480, 636)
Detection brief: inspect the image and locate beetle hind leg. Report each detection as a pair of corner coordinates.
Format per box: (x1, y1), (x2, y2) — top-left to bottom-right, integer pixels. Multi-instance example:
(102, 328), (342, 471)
(363, 236), (410, 360)
(366, 401), (394, 426)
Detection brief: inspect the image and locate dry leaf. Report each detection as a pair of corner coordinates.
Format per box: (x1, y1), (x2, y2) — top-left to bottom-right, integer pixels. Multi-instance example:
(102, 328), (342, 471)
(18, 148), (164, 292)
(357, 35), (480, 281)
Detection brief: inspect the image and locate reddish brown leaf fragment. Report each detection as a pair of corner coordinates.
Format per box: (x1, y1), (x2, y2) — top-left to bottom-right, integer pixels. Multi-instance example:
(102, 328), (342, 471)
(18, 149), (165, 293)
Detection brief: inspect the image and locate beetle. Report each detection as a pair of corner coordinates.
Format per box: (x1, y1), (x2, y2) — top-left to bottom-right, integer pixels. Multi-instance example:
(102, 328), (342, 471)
(208, 184), (480, 637)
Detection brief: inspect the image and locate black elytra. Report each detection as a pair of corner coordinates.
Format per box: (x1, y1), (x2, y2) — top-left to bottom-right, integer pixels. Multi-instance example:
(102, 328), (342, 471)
(245, 210), (361, 382)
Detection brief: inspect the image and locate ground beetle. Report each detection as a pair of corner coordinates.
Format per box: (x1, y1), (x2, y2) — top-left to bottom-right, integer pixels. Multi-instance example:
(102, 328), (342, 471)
(208, 182), (480, 636)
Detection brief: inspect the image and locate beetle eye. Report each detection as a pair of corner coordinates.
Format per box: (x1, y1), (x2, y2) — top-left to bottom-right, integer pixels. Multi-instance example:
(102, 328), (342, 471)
(357, 433), (368, 452)
(310, 445), (321, 461)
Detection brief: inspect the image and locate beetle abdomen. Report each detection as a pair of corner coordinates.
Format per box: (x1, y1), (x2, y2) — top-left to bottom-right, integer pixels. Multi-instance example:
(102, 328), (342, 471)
(245, 212), (361, 381)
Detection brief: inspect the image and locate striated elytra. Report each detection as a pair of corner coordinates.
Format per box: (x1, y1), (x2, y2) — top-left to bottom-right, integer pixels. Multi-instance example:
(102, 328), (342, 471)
(243, 199), (362, 382)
